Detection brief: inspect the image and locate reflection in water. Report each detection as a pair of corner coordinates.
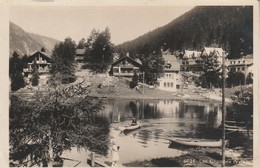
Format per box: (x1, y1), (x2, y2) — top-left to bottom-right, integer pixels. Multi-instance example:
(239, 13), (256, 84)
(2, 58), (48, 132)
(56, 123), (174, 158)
(97, 99), (222, 162)
(100, 99), (222, 138)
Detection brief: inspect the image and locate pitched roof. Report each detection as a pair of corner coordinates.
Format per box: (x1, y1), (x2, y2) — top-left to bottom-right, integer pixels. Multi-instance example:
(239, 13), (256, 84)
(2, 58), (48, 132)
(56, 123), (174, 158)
(163, 55), (180, 71)
(38, 51), (51, 58)
(203, 47), (225, 56)
(76, 49), (85, 55)
(29, 50), (51, 58)
(28, 50), (52, 62)
(111, 56), (143, 67)
(184, 50), (201, 58)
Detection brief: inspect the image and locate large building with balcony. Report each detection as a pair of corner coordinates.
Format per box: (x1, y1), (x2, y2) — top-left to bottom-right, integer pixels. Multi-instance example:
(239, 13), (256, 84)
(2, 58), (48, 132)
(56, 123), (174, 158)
(109, 55), (143, 77)
(226, 54), (253, 77)
(24, 49), (52, 75)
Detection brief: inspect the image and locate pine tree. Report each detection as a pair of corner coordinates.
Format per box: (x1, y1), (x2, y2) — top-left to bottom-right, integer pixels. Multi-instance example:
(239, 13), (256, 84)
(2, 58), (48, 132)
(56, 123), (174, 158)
(49, 37), (77, 84)
(9, 51), (25, 91)
(9, 82), (109, 167)
(200, 51), (222, 88)
(130, 72), (139, 88)
(141, 50), (165, 84)
(31, 61), (39, 86)
(77, 38), (86, 49)
(84, 28), (114, 73)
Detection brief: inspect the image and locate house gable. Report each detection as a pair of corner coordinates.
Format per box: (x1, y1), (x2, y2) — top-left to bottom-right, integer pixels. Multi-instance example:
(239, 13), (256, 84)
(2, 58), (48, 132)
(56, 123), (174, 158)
(28, 51), (52, 63)
(109, 56), (143, 77)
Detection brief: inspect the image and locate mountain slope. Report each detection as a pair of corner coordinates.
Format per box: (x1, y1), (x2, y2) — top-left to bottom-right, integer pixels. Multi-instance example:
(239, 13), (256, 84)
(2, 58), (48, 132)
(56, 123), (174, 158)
(9, 22), (59, 57)
(115, 6), (253, 59)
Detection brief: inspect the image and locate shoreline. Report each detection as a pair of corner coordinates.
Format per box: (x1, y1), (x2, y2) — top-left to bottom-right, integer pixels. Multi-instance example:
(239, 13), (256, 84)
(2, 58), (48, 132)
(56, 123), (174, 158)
(88, 90), (231, 104)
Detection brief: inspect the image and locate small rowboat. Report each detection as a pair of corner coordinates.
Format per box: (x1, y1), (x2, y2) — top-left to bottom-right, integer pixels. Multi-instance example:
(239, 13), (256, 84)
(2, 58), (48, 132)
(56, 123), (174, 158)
(121, 124), (140, 133)
(218, 124), (248, 132)
(168, 137), (228, 148)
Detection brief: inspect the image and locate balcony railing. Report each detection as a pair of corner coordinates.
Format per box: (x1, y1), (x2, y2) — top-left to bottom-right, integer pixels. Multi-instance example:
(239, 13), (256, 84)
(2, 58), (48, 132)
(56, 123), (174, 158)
(113, 72), (134, 77)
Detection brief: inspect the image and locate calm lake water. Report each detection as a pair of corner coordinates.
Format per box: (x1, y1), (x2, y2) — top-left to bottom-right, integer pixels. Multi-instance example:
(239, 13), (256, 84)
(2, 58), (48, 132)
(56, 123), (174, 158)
(97, 99), (223, 164)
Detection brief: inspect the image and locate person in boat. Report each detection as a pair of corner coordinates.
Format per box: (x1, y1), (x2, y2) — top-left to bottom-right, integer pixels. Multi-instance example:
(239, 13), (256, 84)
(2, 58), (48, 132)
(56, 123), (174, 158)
(131, 118), (137, 126)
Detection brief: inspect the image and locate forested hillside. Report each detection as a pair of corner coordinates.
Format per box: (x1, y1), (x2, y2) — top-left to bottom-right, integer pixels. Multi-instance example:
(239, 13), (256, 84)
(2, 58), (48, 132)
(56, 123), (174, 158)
(115, 6), (253, 59)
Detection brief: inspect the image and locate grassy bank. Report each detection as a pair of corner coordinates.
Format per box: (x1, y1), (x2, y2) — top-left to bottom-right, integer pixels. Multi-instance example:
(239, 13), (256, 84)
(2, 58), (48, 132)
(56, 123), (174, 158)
(13, 70), (250, 103)
(123, 138), (253, 167)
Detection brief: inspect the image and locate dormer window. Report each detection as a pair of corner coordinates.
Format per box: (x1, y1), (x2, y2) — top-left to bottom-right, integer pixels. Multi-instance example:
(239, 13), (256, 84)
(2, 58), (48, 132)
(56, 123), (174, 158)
(165, 64), (171, 69)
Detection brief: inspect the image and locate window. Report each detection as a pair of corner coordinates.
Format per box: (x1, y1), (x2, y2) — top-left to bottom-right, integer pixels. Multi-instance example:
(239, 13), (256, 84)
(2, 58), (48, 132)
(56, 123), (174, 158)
(237, 68), (240, 71)
(164, 82), (166, 87)
(113, 67), (119, 73)
(242, 67), (245, 71)
(167, 82), (170, 87)
(171, 83), (173, 87)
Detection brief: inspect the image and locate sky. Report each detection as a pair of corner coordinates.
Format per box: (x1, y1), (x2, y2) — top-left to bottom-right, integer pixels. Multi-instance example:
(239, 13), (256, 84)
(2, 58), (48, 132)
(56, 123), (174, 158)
(10, 6), (194, 45)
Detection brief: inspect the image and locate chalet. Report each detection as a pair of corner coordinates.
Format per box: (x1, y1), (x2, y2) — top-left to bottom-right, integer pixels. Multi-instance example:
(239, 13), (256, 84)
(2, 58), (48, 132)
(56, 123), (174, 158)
(201, 47), (226, 64)
(75, 48), (85, 63)
(226, 54), (253, 77)
(183, 50), (201, 59)
(109, 55), (143, 77)
(181, 59), (204, 72)
(24, 49), (52, 74)
(157, 55), (181, 92)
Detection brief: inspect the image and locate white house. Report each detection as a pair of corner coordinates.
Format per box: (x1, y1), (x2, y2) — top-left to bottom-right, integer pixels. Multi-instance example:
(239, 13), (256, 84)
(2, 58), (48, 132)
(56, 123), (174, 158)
(157, 55), (181, 92)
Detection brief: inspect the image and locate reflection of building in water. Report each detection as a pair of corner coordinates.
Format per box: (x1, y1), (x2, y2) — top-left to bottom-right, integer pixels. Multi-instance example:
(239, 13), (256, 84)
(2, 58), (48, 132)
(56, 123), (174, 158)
(156, 100), (179, 116)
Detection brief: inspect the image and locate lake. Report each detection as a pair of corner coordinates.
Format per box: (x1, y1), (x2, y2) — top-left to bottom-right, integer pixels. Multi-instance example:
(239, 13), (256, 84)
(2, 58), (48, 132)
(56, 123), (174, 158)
(98, 98), (223, 164)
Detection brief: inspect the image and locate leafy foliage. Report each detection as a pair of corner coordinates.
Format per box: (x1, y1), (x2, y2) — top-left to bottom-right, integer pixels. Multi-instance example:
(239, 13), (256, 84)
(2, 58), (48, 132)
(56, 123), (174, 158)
(49, 37), (77, 84)
(226, 89), (253, 125)
(9, 82), (110, 167)
(226, 71), (245, 87)
(115, 6), (253, 59)
(9, 51), (25, 91)
(83, 28), (114, 73)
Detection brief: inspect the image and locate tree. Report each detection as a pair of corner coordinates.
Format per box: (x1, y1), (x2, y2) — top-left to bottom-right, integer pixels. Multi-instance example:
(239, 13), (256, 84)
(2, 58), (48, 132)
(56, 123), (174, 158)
(140, 50), (165, 84)
(246, 72), (253, 84)
(21, 54), (28, 69)
(31, 61), (39, 86)
(49, 37), (77, 84)
(9, 51), (25, 91)
(200, 51), (221, 88)
(227, 71), (245, 87)
(77, 38), (86, 49)
(226, 89), (253, 127)
(41, 47), (46, 52)
(9, 82), (110, 167)
(84, 28), (114, 73)
(130, 72), (139, 88)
